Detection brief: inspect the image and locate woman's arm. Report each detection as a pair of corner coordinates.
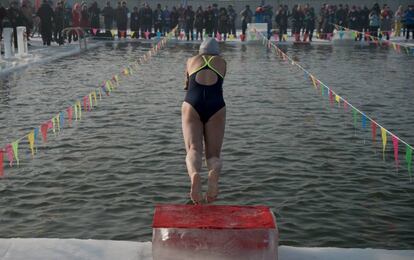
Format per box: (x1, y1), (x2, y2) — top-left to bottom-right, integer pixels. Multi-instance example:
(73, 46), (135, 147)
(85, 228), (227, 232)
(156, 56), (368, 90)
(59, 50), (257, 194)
(184, 59), (189, 90)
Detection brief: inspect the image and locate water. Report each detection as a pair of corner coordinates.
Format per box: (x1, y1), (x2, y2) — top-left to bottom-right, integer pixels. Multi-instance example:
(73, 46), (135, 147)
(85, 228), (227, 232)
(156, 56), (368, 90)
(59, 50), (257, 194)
(0, 41), (413, 249)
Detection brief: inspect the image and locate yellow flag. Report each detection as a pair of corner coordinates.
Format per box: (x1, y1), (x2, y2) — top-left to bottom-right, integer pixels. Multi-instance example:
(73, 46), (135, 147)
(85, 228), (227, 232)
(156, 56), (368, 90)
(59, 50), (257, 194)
(56, 114), (60, 132)
(51, 117), (56, 134)
(335, 94), (340, 103)
(28, 130), (35, 157)
(311, 76), (317, 88)
(74, 103), (78, 121)
(89, 93), (93, 109)
(98, 88), (102, 100)
(92, 91), (97, 105)
(77, 101), (82, 120)
(381, 127), (387, 160)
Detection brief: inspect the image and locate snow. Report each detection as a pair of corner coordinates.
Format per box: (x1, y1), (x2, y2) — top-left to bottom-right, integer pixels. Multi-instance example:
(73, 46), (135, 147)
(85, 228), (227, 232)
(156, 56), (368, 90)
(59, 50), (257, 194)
(0, 238), (413, 260)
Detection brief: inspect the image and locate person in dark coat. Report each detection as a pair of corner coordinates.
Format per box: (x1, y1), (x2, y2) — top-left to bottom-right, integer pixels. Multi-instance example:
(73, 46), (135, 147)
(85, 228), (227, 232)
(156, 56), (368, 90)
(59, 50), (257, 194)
(115, 1), (128, 38)
(275, 5), (288, 41)
(54, 1), (65, 45)
(36, 0), (54, 45)
(140, 3), (152, 38)
(184, 5), (194, 41)
(0, 3), (6, 39)
(194, 6), (204, 40)
(162, 6), (171, 34)
(204, 5), (213, 37)
(88, 1), (100, 33)
(7, 0), (27, 47)
(170, 6), (179, 31)
(211, 3), (219, 36)
(102, 1), (114, 32)
(240, 5), (252, 36)
(153, 4), (163, 34)
(217, 7), (228, 40)
(130, 6), (139, 38)
(304, 7), (315, 41)
(227, 5), (236, 36)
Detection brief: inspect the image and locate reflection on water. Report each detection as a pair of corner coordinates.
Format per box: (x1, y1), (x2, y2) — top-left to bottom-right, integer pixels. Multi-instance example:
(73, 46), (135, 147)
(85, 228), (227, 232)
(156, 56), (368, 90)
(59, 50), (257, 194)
(0, 42), (413, 248)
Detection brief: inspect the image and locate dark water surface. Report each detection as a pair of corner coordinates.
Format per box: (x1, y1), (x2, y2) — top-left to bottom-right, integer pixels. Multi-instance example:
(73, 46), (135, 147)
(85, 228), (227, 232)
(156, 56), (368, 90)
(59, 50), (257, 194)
(0, 42), (413, 249)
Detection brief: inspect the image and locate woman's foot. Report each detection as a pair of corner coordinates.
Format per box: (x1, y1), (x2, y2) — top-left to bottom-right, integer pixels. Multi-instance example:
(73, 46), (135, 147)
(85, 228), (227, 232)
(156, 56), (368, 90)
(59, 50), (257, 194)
(190, 173), (203, 204)
(205, 171), (219, 203)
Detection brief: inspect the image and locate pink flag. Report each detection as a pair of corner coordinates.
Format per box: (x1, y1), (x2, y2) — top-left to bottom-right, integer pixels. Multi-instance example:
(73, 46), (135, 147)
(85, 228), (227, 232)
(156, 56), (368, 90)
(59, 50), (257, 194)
(329, 89), (334, 106)
(274, 34), (278, 41)
(92, 28), (98, 35)
(343, 100), (349, 112)
(145, 31), (150, 39)
(67, 106), (73, 127)
(0, 149), (4, 177)
(83, 96), (89, 112)
(48, 121), (53, 129)
(41, 123), (49, 142)
(371, 121), (377, 143)
(5, 144), (13, 167)
(392, 135), (399, 169)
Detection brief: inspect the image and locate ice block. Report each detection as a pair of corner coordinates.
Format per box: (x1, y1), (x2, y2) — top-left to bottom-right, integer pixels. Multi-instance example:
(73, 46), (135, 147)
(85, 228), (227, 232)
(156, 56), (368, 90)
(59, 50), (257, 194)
(152, 204), (278, 260)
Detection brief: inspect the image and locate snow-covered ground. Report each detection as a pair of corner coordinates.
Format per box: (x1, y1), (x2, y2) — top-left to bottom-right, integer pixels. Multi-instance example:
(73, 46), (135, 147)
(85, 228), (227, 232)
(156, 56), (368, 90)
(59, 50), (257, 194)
(0, 238), (413, 260)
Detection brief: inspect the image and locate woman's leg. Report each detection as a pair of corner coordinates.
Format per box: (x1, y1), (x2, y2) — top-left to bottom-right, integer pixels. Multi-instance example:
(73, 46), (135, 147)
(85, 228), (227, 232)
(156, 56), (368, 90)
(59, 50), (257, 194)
(182, 102), (204, 204)
(204, 107), (226, 203)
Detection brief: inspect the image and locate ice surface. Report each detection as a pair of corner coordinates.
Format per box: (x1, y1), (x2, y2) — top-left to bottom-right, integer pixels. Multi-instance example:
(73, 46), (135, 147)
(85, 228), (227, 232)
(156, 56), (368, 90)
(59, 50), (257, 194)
(0, 239), (413, 260)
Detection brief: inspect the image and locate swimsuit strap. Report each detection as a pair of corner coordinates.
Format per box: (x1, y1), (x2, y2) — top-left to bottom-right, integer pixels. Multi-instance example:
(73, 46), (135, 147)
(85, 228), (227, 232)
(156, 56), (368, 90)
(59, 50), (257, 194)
(189, 55), (225, 79)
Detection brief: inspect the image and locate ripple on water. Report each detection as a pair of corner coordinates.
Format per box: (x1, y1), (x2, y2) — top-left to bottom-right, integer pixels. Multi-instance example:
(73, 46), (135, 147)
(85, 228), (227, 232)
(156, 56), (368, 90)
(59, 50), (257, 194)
(0, 42), (413, 248)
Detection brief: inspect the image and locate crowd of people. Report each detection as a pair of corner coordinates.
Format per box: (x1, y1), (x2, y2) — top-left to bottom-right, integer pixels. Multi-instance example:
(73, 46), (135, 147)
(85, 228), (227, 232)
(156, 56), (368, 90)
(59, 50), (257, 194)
(0, 1), (413, 46)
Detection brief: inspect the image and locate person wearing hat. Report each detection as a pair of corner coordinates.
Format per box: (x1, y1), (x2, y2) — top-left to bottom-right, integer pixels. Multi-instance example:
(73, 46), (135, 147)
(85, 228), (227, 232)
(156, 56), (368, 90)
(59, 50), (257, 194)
(182, 38), (226, 204)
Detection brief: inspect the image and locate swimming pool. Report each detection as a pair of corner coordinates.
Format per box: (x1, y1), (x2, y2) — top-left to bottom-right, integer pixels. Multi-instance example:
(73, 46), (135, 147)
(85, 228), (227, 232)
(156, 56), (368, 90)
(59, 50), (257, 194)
(0, 41), (413, 249)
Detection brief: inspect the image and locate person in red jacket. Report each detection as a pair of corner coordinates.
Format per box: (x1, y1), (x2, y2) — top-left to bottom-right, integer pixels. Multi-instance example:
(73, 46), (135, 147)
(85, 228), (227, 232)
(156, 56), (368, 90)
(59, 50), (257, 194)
(69, 3), (80, 42)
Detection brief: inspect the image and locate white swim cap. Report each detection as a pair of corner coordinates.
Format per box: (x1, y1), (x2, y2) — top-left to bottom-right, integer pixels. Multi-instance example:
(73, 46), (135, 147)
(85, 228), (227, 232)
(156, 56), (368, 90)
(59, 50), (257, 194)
(199, 38), (220, 55)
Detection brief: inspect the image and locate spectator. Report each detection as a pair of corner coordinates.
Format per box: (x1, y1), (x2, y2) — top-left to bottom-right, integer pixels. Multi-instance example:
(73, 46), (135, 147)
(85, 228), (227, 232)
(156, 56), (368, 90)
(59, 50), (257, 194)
(36, 0), (54, 46)
(130, 6), (139, 38)
(394, 5), (403, 37)
(153, 3), (163, 34)
(102, 1), (114, 32)
(8, 0), (27, 47)
(240, 5), (252, 36)
(115, 1), (128, 38)
(184, 5), (194, 41)
(204, 5), (214, 37)
(275, 5), (288, 41)
(217, 7), (227, 40)
(380, 5), (393, 40)
(369, 4), (381, 38)
(162, 6), (171, 34)
(89, 1), (100, 33)
(54, 1), (65, 45)
(304, 7), (315, 41)
(227, 5), (236, 36)
(405, 5), (414, 40)
(194, 6), (204, 40)
(21, 0), (33, 41)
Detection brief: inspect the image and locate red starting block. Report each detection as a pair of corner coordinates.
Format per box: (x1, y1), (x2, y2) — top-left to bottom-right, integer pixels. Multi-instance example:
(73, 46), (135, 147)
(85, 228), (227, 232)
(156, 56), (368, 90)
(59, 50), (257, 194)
(152, 204), (278, 260)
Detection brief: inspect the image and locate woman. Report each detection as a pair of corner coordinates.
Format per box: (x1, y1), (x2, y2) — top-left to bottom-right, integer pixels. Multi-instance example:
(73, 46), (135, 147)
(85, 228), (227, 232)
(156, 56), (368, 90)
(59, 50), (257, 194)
(394, 5), (403, 37)
(182, 38), (226, 204)
(217, 7), (228, 40)
(369, 7), (380, 38)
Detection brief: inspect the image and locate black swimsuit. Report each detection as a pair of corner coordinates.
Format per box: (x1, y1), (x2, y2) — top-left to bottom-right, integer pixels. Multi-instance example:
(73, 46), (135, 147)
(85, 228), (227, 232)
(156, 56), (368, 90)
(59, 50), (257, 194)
(184, 56), (226, 123)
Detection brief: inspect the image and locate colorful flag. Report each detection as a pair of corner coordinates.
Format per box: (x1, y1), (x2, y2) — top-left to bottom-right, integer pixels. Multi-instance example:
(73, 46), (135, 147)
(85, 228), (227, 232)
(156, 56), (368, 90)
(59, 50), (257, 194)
(406, 145), (412, 177)
(352, 108), (358, 128)
(381, 127), (387, 160)
(67, 106), (73, 126)
(361, 114), (367, 129)
(6, 144), (13, 167)
(0, 149), (4, 177)
(28, 130), (35, 157)
(12, 141), (19, 166)
(329, 89), (334, 106)
(371, 121), (377, 143)
(392, 135), (399, 170)
(41, 123), (49, 142)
